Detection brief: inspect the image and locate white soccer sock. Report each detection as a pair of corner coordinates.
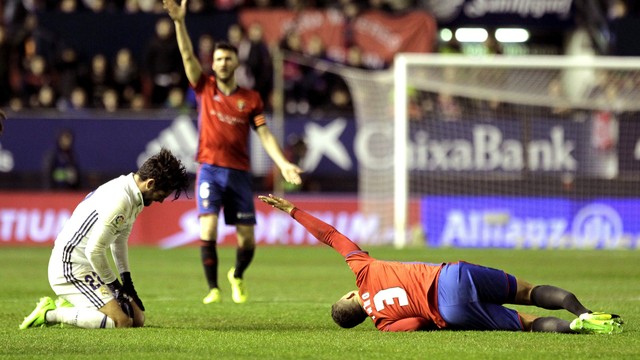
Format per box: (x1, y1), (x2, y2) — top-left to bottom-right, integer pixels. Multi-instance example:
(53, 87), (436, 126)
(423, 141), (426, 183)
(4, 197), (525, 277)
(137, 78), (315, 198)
(46, 308), (115, 329)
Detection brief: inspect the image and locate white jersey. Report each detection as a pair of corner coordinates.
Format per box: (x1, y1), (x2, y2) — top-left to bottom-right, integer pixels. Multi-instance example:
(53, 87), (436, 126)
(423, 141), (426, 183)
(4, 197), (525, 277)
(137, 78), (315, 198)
(48, 173), (144, 295)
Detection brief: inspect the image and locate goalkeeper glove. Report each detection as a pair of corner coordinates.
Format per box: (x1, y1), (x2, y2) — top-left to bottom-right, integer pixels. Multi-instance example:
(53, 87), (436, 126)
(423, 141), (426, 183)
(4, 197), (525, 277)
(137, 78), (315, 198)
(106, 279), (134, 318)
(121, 272), (145, 311)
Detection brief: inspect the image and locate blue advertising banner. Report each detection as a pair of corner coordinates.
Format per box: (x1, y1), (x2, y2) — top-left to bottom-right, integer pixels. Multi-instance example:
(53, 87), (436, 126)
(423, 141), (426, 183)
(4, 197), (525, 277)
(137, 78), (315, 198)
(285, 116), (358, 175)
(407, 119), (588, 175)
(421, 196), (640, 249)
(0, 114), (359, 178)
(0, 116), (184, 174)
(0, 114), (609, 179)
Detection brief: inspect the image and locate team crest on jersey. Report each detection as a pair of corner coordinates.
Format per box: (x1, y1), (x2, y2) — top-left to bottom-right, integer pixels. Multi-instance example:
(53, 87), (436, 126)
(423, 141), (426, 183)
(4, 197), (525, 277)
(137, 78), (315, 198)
(111, 214), (125, 227)
(237, 100), (246, 111)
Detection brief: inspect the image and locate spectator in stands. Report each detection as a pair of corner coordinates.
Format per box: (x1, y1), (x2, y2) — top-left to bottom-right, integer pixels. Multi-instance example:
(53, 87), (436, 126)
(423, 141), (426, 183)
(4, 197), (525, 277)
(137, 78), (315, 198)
(12, 13), (58, 66)
(0, 25), (12, 106)
(67, 86), (89, 112)
(123, 0), (141, 13)
(164, 86), (190, 113)
(53, 46), (87, 104)
(327, 80), (352, 114)
(43, 128), (81, 190)
(58, 0), (85, 13)
(301, 35), (331, 112)
(344, 45), (366, 69)
(137, 0), (163, 12)
(197, 33), (215, 76)
(341, 0), (361, 49)
(87, 53), (114, 108)
(112, 47), (141, 108)
(129, 93), (146, 110)
(33, 84), (57, 109)
(607, 0), (628, 20)
(83, 0), (109, 13)
(143, 17), (184, 107)
(21, 55), (52, 107)
(544, 78), (574, 119)
(279, 30), (308, 114)
(100, 87), (120, 112)
(8, 97), (24, 111)
(227, 24), (252, 87)
(244, 22), (273, 108)
(3, 0), (45, 31)
(189, 0), (211, 12)
(434, 92), (462, 122)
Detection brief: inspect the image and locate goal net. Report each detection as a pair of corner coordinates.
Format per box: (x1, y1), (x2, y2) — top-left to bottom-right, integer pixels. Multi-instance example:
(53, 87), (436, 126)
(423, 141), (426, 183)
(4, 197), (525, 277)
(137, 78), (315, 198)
(389, 54), (640, 248)
(278, 52), (640, 249)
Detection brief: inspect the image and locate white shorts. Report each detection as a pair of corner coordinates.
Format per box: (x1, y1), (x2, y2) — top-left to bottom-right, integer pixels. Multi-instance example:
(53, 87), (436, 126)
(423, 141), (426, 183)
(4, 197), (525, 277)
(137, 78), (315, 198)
(48, 259), (113, 310)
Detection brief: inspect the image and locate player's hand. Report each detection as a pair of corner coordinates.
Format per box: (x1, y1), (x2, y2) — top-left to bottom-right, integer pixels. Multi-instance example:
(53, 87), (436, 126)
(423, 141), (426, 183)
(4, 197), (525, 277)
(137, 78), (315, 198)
(121, 272), (145, 311)
(258, 194), (295, 214)
(280, 163), (303, 185)
(107, 280), (134, 318)
(163, 0), (186, 21)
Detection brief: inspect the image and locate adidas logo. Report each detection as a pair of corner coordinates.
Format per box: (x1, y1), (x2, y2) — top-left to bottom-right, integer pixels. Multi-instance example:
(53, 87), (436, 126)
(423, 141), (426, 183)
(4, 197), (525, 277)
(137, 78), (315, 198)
(0, 143), (14, 172)
(137, 115), (198, 173)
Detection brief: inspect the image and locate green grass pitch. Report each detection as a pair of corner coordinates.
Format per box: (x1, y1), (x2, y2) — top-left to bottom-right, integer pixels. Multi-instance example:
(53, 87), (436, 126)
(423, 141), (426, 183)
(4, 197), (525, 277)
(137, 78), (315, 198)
(1, 246), (638, 359)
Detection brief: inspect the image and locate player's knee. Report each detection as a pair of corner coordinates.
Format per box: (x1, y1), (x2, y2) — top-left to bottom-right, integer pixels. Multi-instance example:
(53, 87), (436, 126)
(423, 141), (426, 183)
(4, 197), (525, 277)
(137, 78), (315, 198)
(236, 225), (255, 247)
(200, 230), (217, 241)
(514, 278), (535, 304)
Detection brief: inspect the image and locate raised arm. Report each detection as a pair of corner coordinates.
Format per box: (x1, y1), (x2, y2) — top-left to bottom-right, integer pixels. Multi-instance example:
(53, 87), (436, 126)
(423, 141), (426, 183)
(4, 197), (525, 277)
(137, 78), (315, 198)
(163, 0), (202, 86)
(258, 194), (361, 256)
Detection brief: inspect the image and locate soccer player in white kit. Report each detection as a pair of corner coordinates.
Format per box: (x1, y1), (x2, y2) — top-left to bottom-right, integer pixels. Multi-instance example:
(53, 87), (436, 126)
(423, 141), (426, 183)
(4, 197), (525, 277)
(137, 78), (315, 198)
(19, 148), (190, 329)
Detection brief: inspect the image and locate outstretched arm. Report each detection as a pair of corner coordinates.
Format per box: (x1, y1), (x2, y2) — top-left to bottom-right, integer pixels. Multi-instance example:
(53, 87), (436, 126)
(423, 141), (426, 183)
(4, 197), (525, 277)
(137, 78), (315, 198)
(258, 194), (361, 256)
(256, 126), (303, 185)
(163, 0), (202, 86)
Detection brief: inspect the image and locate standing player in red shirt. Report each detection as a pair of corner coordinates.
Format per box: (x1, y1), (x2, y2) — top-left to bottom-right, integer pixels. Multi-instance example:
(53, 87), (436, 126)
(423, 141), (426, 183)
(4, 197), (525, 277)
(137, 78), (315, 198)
(164, 0), (302, 304)
(259, 194), (624, 334)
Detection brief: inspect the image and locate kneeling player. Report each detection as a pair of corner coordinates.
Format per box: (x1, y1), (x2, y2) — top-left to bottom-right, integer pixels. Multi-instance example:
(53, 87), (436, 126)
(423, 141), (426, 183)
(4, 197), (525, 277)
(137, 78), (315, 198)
(19, 148), (189, 329)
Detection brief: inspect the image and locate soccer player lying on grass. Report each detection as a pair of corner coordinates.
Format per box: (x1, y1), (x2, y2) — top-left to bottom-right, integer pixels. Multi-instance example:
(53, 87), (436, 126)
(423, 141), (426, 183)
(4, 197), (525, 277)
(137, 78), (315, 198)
(19, 148), (190, 329)
(259, 194), (624, 334)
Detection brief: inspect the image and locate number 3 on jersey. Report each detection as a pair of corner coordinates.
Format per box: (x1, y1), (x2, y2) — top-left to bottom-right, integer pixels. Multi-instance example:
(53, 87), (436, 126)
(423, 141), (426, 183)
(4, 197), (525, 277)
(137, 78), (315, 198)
(361, 287), (409, 316)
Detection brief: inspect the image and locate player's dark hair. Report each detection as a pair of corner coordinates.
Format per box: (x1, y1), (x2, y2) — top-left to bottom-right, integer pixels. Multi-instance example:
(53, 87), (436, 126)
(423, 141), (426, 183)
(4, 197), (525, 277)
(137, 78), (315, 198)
(331, 300), (367, 329)
(213, 41), (238, 56)
(137, 148), (190, 200)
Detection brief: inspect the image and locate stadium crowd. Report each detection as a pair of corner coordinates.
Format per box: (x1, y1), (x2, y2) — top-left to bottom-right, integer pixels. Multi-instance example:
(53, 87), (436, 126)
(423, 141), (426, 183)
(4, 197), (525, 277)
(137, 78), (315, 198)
(0, 0), (420, 115)
(0, 0), (637, 115)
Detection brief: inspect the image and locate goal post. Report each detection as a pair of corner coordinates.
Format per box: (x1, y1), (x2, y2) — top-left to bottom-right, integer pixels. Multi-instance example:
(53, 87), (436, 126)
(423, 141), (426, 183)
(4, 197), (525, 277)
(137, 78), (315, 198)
(275, 50), (640, 248)
(392, 53), (640, 248)
(393, 55), (409, 248)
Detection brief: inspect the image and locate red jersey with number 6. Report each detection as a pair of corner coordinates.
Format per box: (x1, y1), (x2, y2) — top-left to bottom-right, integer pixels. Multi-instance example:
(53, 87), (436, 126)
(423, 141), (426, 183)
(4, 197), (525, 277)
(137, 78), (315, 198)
(192, 74), (265, 171)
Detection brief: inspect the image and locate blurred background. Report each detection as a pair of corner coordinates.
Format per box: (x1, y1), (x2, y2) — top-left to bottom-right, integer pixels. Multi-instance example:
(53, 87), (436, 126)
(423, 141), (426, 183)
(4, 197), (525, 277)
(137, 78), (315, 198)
(1, 0), (640, 248)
